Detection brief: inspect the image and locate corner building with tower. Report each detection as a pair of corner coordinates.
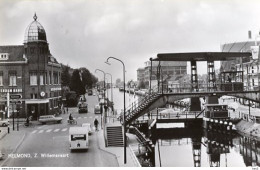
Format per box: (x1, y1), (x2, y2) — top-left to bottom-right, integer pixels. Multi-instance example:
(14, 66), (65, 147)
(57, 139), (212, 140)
(0, 14), (62, 120)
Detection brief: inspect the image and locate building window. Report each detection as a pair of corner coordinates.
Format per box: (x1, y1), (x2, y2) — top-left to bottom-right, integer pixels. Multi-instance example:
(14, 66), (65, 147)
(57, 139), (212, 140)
(45, 72), (48, 85)
(9, 71), (17, 86)
(40, 73), (44, 85)
(0, 72), (3, 86)
(31, 93), (37, 99)
(30, 72), (37, 86)
(0, 53), (9, 60)
(49, 71), (52, 84)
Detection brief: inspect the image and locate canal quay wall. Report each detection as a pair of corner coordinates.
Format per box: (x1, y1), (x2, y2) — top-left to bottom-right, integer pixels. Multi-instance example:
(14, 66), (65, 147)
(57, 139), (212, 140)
(236, 120), (260, 139)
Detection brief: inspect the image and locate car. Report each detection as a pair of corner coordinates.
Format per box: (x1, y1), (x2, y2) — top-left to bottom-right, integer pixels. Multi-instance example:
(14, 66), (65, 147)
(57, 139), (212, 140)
(78, 102), (88, 113)
(38, 115), (63, 124)
(94, 104), (101, 114)
(88, 89), (93, 96)
(82, 123), (93, 135)
(0, 120), (9, 127)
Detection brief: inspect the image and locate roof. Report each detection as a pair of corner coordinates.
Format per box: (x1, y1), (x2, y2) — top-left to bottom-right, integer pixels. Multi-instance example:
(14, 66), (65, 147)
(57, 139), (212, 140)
(24, 14), (47, 43)
(205, 104), (228, 106)
(153, 52), (251, 61)
(69, 127), (88, 134)
(0, 46), (25, 61)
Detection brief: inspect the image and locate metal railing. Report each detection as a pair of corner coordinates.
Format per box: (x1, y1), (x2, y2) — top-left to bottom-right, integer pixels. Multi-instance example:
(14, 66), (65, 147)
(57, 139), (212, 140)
(133, 108), (204, 122)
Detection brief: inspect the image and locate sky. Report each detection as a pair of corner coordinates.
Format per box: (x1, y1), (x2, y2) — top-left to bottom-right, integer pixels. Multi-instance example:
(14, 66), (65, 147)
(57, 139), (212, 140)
(1, 0), (260, 82)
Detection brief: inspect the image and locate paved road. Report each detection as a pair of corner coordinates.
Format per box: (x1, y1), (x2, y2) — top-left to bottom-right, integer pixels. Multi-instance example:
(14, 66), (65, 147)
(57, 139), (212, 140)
(2, 94), (118, 167)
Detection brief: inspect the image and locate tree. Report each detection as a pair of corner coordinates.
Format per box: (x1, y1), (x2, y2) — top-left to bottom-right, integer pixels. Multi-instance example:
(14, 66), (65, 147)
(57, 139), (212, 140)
(138, 80), (146, 89)
(79, 67), (98, 89)
(70, 69), (85, 95)
(116, 78), (121, 87)
(61, 64), (71, 87)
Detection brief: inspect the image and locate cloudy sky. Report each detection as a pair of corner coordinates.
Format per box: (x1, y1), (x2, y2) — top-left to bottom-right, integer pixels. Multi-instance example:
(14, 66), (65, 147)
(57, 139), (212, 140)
(1, 0), (260, 82)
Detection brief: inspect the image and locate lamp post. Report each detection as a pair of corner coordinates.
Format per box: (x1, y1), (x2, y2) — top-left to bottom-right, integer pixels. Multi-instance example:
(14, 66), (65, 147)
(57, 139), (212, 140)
(106, 56), (126, 164)
(95, 69), (106, 129)
(105, 73), (113, 115)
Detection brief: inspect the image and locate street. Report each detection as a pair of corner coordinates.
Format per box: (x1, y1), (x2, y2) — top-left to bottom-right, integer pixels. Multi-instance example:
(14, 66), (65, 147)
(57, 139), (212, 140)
(1, 94), (118, 167)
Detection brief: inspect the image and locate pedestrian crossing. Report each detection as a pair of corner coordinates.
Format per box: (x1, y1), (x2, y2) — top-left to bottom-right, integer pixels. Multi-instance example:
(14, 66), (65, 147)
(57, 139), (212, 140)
(76, 116), (93, 119)
(31, 128), (69, 134)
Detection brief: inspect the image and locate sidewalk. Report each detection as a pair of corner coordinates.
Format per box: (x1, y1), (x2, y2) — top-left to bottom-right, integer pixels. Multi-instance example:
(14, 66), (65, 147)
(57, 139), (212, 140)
(97, 125), (140, 167)
(0, 129), (27, 166)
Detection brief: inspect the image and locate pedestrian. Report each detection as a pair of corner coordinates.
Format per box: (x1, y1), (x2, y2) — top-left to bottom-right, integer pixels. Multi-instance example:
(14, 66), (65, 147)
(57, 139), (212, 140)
(66, 107), (68, 114)
(94, 118), (99, 131)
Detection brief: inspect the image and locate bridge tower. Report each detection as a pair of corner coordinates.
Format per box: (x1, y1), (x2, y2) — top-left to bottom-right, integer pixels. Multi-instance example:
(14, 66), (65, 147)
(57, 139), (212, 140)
(207, 60), (217, 91)
(192, 137), (202, 167)
(191, 60), (199, 92)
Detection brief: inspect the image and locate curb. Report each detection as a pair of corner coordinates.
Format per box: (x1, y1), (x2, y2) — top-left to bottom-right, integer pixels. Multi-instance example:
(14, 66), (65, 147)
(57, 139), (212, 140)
(0, 132), (27, 167)
(0, 131), (8, 140)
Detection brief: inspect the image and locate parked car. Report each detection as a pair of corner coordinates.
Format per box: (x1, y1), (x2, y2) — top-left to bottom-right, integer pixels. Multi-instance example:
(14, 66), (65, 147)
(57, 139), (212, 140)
(0, 120), (9, 127)
(88, 89), (93, 96)
(39, 115), (63, 124)
(78, 102), (88, 113)
(82, 123), (93, 135)
(94, 104), (101, 114)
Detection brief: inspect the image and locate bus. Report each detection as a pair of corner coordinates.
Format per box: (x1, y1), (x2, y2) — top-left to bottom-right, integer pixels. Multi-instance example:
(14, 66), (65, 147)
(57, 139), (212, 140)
(69, 127), (89, 150)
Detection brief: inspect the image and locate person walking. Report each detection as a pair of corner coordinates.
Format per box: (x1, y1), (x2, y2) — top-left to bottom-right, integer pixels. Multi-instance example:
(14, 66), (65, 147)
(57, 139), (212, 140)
(94, 118), (99, 131)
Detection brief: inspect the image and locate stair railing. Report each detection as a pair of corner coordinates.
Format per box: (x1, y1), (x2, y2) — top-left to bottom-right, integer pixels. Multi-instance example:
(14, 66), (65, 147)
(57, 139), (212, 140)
(124, 85), (160, 122)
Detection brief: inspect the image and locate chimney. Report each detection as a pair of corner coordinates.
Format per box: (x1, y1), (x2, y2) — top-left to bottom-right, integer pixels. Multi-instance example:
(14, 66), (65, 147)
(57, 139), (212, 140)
(248, 30), (252, 39)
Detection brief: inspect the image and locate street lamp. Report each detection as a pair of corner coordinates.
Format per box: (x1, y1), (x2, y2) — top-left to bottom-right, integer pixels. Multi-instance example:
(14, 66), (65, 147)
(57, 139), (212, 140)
(95, 69), (106, 129)
(106, 56), (126, 164)
(105, 73), (113, 115)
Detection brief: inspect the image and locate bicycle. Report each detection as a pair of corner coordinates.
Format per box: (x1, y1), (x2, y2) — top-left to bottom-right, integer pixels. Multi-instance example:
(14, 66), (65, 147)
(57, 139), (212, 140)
(67, 119), (77, 125)
(23, 122), (35, 128)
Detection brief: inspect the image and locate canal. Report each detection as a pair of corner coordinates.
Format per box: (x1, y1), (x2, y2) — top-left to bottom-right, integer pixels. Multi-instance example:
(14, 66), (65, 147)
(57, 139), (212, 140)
(111, 88), (258, 167)
(106, 88), (140, 114)
(152, 129), (258, 167)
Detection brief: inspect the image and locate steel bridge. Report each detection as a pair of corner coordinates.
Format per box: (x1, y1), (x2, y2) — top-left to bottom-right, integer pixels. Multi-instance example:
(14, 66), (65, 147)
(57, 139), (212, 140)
(124, 52), (259, 126)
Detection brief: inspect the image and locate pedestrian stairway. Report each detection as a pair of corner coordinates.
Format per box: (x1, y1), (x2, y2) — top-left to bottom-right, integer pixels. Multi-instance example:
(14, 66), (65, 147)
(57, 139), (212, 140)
(125, 91), (161, 126)
(105, 124), (124, 147)
(31, 128), (68, 134)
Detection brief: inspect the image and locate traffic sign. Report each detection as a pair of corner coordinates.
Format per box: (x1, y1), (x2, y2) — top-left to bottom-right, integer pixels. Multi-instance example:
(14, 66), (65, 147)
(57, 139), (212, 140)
(10, 94), (22, 99)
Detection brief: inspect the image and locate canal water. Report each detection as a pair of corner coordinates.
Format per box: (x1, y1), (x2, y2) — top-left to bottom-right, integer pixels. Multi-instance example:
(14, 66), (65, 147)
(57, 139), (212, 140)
(152, 129), (259, 167)
(111, 88), (258, 167)
(106, 88), (140, 114)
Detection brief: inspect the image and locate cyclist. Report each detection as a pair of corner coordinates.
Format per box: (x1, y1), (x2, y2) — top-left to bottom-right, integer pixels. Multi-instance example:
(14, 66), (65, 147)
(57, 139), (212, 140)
(94, 118), (99, 131)
(68, 113), (74, 124)
(25, 117), (30, 126)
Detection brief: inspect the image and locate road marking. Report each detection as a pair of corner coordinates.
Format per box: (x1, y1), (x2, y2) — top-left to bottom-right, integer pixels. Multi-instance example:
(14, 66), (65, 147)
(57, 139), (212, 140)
(89, 116), (92, 119)
(61, 128), (67, 132)
(37, 125), (47, 129)
(38, 130), (44, 133)
(84, 117), (87, 119)
(78, 117), (82, 119)
(46, 129), (52, 133)
(53, 128), (60, 132)
(32, 130), (37, 134)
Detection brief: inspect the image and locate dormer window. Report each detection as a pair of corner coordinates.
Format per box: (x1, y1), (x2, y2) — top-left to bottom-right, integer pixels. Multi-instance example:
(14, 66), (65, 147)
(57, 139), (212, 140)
(0, 53), (9, 60)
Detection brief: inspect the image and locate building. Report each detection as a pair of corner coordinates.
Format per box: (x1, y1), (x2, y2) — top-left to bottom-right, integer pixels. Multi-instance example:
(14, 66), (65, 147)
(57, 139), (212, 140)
(220, 40), (260, 90)
(0, 14), (62, 120)
(137, 60), (187, 88)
